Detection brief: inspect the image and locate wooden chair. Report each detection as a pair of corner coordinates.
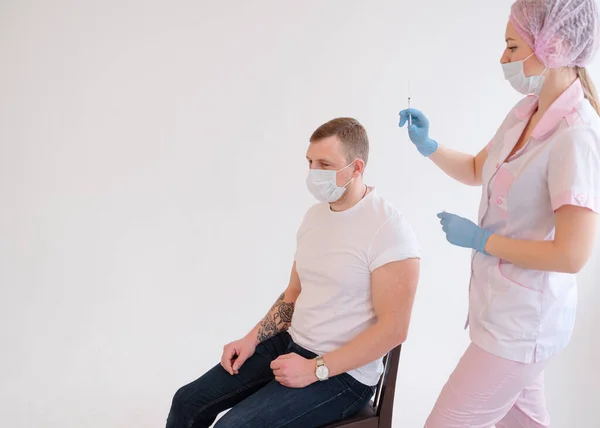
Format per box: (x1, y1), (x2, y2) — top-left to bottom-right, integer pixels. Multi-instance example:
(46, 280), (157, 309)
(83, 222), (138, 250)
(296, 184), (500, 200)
(323, 344), (402, 428)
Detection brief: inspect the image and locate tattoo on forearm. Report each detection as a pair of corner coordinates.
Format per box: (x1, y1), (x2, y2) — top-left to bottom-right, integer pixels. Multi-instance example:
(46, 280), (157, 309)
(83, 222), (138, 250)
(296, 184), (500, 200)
(257, 293), (295, 343)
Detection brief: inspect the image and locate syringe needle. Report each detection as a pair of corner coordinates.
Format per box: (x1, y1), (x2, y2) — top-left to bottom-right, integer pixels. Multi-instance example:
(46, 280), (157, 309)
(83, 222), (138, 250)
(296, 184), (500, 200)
(408, 80), (412, 126)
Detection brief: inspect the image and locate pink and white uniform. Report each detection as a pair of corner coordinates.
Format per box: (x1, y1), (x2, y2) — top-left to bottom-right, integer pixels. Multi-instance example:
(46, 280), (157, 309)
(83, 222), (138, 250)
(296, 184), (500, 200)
(426, 79), (600, 427)
(471, 78), (600, 364)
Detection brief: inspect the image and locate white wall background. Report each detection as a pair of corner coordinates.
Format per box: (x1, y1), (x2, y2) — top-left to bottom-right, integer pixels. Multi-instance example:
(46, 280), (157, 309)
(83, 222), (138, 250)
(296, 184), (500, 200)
(1, 1), (598, 427)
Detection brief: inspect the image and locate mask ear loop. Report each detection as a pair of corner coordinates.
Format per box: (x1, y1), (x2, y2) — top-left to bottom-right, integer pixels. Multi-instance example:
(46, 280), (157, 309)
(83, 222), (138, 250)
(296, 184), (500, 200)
(336, 160), (356, 173)
(338, 160), (357, 188)
(523, 52), (535, 63)
(524, 52), (547, 77)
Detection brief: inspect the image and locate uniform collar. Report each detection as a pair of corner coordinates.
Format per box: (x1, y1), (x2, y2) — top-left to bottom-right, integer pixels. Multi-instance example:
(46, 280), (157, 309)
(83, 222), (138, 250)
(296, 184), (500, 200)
(512, 79), (584, 139)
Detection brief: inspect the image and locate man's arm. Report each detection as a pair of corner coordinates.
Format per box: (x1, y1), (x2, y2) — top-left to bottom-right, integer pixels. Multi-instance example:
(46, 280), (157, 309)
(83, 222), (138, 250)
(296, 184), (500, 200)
(222, 263), (301, 375)
(321, 258), (420, 377)
(248, 262), (302, 345)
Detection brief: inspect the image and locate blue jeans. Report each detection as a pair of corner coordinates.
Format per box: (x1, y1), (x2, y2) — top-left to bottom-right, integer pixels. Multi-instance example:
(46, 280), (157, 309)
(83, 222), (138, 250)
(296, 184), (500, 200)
(166, 332), (375, 428)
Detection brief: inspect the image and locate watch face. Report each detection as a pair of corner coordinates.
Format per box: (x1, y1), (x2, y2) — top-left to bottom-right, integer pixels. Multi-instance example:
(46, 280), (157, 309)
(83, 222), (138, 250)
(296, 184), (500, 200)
(316, 365), (329, 380)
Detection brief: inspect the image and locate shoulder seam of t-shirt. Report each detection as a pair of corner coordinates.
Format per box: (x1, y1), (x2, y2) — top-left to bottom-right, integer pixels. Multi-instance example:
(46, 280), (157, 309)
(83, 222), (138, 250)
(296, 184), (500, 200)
(366, 209), (400, 264)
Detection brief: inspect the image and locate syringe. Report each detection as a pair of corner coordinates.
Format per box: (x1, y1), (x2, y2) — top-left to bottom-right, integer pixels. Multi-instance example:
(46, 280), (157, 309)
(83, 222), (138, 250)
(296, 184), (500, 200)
(408, 80), (412, 126)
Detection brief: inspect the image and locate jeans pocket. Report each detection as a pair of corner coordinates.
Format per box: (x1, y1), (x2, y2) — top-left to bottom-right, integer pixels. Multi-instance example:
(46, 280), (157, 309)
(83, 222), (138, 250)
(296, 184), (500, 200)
(336, 374), (374, 398)
(287, 342), (317, 359)
(335, 373), (358, 389)
(340, 383), (374, 419)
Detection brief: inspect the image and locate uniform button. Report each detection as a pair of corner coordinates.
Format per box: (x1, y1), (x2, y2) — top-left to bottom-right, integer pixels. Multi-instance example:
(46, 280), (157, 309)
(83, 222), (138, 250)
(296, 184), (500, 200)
(496, 197), (503, 205)
(575, 193), (586, 204)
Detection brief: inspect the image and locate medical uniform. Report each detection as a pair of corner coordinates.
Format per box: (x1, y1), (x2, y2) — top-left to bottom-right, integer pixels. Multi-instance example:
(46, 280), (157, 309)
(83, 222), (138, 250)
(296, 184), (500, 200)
(427, 79), (600, 427)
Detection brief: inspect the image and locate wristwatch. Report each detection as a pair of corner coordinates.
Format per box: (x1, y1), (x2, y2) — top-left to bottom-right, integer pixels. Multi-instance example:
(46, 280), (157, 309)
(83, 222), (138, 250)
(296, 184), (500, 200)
(315, 356), (330, 381)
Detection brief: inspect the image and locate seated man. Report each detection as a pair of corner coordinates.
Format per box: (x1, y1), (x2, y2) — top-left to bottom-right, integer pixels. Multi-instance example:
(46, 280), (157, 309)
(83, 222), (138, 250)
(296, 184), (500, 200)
(166, 117), (421, 428)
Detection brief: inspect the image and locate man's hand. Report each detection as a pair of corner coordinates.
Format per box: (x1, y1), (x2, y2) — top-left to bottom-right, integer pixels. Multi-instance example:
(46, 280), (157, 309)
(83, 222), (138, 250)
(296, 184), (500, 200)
(221, 336), (257, 375)
(270, 353), (316, 388)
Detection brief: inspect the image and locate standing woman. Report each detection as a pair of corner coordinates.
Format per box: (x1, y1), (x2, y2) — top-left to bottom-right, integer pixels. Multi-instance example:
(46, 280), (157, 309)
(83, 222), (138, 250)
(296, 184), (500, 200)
(400, 0), (600, 426)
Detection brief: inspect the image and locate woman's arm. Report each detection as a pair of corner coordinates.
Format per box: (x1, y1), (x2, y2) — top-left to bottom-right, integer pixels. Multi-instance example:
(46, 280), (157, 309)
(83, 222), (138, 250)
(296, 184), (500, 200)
(429, 146), (488, 186)
(485, 205), (599, 273)
(399, 108), (488, 186)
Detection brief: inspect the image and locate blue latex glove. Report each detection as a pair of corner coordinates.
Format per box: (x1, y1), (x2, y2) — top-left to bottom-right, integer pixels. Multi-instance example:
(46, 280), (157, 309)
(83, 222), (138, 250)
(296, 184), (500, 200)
(398, 108), (439, 157)
(437, 212), (493, 254)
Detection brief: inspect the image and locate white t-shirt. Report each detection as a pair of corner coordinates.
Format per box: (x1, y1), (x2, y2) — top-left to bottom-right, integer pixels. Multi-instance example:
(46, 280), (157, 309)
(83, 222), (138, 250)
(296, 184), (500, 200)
(288, 188), (421, 386)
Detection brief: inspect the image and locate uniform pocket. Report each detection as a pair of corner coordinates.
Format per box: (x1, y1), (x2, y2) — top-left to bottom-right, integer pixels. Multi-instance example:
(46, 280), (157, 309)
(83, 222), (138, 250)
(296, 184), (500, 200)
(484, 261), (544, 339)
(498, 260), (546, 292)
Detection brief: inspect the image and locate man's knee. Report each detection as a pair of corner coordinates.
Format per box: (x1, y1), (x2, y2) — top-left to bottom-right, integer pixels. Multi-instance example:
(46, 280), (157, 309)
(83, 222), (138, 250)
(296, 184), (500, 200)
(166, 384), (194, 428)
(213, 409), (253, 428)
(212, 417), (231, 428)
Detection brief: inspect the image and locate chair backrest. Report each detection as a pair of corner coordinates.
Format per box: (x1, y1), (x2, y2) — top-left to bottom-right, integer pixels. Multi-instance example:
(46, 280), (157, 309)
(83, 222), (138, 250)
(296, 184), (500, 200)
(322, 344), (402, 428)
(373, 344), (402, 425)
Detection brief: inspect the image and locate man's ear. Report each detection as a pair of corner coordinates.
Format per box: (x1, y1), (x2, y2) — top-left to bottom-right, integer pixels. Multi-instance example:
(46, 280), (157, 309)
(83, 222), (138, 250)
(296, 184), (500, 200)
(353, 159), (366, 176)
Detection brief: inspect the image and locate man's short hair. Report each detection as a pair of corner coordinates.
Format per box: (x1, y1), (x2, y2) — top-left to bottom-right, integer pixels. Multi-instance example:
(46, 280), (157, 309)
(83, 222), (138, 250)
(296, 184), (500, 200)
(310, 118), (369, 166)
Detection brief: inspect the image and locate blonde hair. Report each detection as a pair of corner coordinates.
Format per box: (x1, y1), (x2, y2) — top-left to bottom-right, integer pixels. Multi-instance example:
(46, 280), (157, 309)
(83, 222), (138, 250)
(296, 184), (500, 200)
(576, 66), (600, 116)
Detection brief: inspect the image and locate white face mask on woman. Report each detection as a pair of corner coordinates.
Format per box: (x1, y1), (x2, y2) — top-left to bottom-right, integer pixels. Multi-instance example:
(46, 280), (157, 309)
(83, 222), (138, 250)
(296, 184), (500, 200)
(502, 53), (547, 96)
(306, 162), (355, 203)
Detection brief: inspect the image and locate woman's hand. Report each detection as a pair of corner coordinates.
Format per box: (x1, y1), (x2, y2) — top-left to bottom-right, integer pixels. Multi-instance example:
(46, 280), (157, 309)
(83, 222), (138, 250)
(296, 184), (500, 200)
(399, 108), (439, 157)
(437, 212), (493, 254)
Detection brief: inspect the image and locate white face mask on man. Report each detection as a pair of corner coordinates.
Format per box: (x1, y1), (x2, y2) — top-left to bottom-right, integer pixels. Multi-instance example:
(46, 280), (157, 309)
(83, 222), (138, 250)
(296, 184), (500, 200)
(306, 161), (355, 203)
(502, 52), (548, 96)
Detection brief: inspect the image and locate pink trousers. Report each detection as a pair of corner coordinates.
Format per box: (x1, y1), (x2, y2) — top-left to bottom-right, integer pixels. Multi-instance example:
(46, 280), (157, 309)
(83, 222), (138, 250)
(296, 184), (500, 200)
(425, 343), (550, 428)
